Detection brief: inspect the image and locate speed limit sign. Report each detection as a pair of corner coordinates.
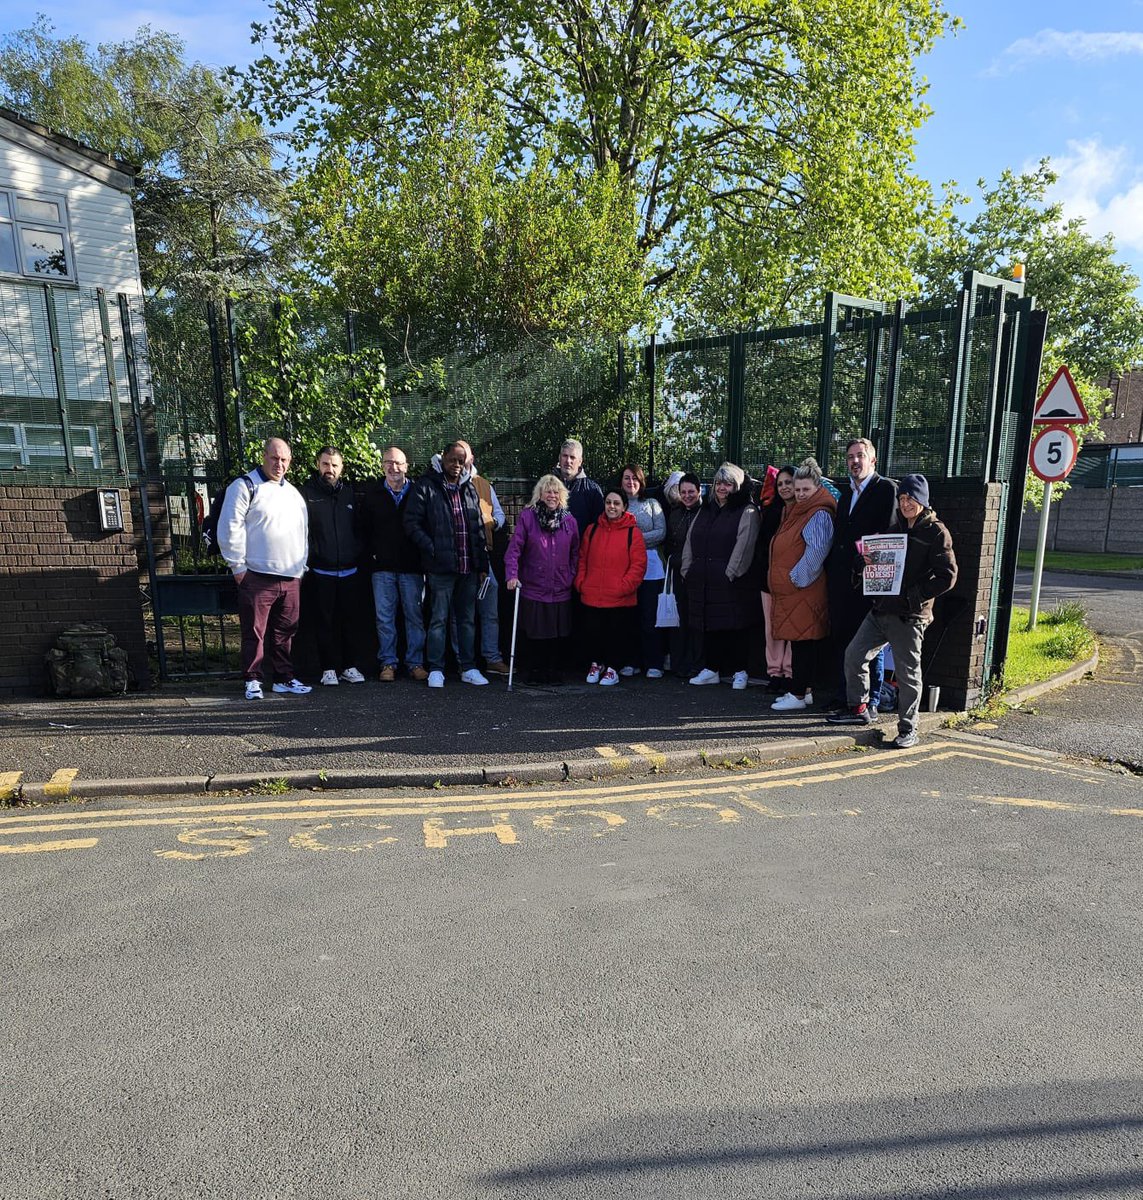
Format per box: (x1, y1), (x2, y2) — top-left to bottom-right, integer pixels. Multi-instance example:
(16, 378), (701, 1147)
(1029, 424), (1078, 482)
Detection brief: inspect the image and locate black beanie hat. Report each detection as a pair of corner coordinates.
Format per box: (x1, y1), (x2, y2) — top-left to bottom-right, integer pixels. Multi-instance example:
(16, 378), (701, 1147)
(898, 473), (930, 508)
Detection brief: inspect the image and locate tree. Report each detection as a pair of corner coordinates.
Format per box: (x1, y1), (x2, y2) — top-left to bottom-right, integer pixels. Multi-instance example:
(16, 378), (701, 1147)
(914, 163), (1143, 503)
(0, 16), (292, 297)
(241, 0), (955, 337)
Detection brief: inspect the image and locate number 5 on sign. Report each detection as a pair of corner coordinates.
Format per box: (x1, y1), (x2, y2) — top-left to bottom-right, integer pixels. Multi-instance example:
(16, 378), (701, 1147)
(1029, 424), (1078, 483)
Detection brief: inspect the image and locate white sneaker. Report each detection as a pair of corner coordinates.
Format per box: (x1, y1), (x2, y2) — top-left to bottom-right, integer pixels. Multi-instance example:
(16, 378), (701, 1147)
(771, 692), (807, 711)
(690, 668), (720, 686)
(339, 667), (366, 683)
(804, 689), (814, 706)
(272, 679), (312, 695)
(586, 663), (602, 684)
(731, 671), (748, 690)
(619, 666), (640, 677)
(461, 669), (489, 686)
(427, 670), (445, 688)
(646, 668), (664, 679)
(599, 667), (619, 686)
(320, 669), (339, 686)
(244, 680), (263, 700)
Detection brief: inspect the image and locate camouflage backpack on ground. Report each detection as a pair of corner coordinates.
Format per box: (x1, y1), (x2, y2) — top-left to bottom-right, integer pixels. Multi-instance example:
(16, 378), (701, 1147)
(45, 625), (131, 697)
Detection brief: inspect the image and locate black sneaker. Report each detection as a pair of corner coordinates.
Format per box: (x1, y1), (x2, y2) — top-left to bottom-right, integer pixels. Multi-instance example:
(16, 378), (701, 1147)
(827, 706), (872, 726)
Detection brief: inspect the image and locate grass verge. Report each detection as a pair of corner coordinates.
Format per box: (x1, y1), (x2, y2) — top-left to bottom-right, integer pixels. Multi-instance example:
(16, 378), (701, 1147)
(1002, 602), (1096, 691)
(1017, 549), (1143, 573)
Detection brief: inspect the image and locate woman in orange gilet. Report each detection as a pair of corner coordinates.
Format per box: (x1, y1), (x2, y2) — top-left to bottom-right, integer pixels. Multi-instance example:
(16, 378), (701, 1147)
(767, 457), (836, 711)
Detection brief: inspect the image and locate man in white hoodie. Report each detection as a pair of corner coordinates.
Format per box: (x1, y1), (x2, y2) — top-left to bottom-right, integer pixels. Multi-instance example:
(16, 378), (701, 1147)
(218, 437), (311, 700)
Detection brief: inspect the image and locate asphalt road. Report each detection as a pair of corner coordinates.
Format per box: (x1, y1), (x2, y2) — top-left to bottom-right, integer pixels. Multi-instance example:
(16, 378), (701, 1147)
(984, 570), (1143, 771)
(2, 733), (1140, 1198)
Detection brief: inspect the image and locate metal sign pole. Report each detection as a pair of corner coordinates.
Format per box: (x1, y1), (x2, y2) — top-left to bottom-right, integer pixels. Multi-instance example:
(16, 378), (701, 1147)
(1028, 481), (1052, 630)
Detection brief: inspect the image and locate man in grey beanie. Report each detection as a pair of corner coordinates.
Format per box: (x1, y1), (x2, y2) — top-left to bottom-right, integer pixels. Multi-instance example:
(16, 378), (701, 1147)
(828, 473), (957, 748)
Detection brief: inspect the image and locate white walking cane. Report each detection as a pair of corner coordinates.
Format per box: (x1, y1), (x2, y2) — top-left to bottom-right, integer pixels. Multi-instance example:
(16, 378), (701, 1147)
(507, 584), (522, 691)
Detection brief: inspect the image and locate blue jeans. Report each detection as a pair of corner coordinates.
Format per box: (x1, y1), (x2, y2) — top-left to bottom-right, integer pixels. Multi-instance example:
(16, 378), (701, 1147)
(451, 567), (501, 663)
(372, 571), (426, 668)
(427, 572), (479, 673)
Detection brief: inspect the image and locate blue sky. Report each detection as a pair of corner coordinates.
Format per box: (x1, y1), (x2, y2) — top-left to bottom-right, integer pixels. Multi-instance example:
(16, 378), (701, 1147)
(5, 0), (1143, 290)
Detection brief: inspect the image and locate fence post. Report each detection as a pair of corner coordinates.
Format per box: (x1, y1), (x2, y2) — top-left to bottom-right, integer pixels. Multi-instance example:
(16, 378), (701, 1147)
(986, 304), (1047, 684)
(206, 300), (232, 475)
(119, 293), (167, 682)
(96, 288), (130, 476)
(346, 309), (358, 408)
(945, 285), (971, 476)
(727, 331), (745, 466)
(226, 297), (245, 460)
(881, 300), (907, 473)
(643, 335), (656, 478)
(42, 284), (76, 474)
(818, 293), (838, 468)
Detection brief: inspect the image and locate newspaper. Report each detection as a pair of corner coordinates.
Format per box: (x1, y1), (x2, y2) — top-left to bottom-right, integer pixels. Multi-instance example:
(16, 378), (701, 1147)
(861, 534), (907, 596)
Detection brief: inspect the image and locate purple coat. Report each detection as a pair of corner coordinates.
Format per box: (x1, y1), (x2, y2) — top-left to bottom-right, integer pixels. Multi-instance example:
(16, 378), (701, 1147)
(504, 506), (580, 603)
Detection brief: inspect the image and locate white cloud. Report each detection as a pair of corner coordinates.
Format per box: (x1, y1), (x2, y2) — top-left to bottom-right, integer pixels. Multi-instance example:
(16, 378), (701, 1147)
(1046, 139), (1143, 255)
(990, 29), (1143, 75)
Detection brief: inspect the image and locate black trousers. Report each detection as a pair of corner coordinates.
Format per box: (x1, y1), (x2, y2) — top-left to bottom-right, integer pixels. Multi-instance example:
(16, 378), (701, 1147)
(307, 571), (362, 672)
(580, 605), (637, 671)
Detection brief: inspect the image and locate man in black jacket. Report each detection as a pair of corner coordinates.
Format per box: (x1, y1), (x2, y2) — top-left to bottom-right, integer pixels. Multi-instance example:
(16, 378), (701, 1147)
(827, 437), (898, 710)
(830, 474), (958, 748)
(302, 446), (365, 685)
(403, 442), (491, 688)
(358, 445), (428, 682)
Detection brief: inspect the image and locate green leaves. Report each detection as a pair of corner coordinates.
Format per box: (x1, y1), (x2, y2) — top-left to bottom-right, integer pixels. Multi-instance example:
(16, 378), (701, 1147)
(241, 0), (956, 339)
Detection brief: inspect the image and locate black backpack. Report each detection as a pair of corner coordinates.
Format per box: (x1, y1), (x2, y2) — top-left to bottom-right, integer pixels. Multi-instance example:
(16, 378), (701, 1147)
(201, 475), (256, 553)
(45, 625), (131, 697)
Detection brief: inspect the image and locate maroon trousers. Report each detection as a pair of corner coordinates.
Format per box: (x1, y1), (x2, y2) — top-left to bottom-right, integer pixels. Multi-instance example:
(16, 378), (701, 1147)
(237, 572), (301, 683)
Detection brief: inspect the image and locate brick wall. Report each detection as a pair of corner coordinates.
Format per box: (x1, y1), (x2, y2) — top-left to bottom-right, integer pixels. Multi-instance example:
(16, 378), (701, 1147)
(0, 486), (150, 696)
(1101, 371), (1143, 445)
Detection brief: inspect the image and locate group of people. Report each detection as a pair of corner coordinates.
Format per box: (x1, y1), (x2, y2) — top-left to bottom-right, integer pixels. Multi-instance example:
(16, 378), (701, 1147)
(216, 433), (957, 747)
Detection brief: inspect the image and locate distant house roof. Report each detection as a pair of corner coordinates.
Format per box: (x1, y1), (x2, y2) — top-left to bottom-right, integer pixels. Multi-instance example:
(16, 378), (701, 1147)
(0, 106), (137, 192)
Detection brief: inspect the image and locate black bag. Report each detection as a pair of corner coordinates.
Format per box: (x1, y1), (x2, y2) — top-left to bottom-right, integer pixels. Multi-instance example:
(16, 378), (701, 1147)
(201, 475), (255, 554)
(45, 625), (130, 697)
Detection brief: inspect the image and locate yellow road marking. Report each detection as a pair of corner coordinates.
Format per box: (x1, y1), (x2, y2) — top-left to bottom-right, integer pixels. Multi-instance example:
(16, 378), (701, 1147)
(533, 809), (626, 836)
(0, 772), (21, 802)
(0, 739), (1081, 827)
(629, 743), (667, 772)
(43, 769), (78, 798)
(155, 826), (268, 861)
(0, 741), (1123, 844)
(0, 837), (98, 854)
(973, 794), (1143, 818)
(288, 822), (398, 853)
(423, 814), (518, 848)
(595, 745), (631, 772)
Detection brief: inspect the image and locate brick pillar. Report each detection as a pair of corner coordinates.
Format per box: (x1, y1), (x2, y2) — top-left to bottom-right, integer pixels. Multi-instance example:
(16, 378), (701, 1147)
(924, 482), (1003, 711)
(0, 485), (151, 696)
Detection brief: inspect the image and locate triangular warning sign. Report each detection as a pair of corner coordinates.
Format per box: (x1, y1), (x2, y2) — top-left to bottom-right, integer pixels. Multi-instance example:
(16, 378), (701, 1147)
(1034, 365), (1088, 424)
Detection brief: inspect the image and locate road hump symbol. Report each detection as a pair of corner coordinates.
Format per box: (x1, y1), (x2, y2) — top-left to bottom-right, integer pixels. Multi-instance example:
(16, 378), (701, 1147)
(1034, 365), (1088, 425)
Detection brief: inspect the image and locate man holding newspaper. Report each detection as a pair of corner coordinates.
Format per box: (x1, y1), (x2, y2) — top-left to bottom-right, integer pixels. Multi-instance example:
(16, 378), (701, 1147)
(828, 474), (957, 748)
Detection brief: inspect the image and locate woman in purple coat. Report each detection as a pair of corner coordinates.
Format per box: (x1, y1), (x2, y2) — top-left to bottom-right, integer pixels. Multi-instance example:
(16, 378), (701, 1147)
(505, 474), (581, 685)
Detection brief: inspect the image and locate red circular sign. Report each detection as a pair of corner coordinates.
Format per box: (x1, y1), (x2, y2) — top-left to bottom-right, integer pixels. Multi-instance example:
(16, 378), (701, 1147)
(1029, 424), (1078, 483)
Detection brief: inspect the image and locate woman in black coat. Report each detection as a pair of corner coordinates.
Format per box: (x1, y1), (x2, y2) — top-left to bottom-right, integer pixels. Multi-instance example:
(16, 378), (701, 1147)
(664, 471), (704, 678)
(680, 462), (761, 691)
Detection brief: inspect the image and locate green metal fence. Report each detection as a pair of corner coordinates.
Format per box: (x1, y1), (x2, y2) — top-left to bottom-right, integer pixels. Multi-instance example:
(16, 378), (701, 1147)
(0, 273), (1044, 687)
(0, 280), (139, 484)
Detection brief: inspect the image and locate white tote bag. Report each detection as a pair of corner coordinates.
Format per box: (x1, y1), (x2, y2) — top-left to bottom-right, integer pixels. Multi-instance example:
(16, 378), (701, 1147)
(655, 569), (680, 628)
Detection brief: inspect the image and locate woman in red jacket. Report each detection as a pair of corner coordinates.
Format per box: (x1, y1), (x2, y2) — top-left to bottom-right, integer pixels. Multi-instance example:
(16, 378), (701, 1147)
(574, 488), (648, 686)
